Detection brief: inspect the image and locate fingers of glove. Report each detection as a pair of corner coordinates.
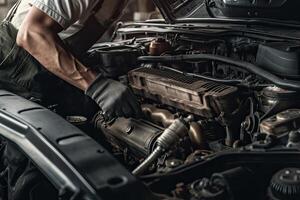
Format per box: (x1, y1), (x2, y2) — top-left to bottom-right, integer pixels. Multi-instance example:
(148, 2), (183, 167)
(116, 106), (127, 118)
(124, 90), (142, 117)
(103, 107), (116, 122)
(128, 97), (143, 118)
(121, 104), (134, 118)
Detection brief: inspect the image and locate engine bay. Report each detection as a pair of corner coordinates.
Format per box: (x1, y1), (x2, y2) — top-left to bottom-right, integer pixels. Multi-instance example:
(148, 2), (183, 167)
(41, 23), (300, 199)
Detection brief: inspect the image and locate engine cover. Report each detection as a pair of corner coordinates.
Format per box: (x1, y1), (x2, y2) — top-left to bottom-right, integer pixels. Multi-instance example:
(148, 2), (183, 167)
(128, 67), (239, 118)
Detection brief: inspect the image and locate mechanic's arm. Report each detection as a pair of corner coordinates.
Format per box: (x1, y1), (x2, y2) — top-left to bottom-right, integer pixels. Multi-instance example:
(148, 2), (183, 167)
(16, 6), (97, 91)
(16, 5), (142, 120)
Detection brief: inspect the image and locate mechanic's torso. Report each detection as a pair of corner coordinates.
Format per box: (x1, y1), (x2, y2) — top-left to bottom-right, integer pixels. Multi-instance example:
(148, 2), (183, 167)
(9, 0), (99, 39)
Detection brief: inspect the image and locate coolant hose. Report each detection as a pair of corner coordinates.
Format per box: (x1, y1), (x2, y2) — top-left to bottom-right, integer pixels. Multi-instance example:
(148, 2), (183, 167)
(132, 146), (164, 176)
(138, 54), (300, 91)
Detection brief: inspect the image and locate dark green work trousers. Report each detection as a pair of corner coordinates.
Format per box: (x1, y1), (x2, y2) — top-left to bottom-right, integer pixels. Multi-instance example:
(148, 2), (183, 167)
(0, 21), (43, 96)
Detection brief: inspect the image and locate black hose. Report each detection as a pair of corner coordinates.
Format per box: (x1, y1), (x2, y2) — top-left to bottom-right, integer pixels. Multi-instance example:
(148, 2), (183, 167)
(138, 54), (300, 91)
(132, 146), (164, 176)
(159, 66), (244, 85)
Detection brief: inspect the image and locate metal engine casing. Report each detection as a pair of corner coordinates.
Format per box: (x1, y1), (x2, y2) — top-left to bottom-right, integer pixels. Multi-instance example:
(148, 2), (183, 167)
(95, 117), (163, 157)
(128, 67), (239, 118)
(260, 109), (300, 136)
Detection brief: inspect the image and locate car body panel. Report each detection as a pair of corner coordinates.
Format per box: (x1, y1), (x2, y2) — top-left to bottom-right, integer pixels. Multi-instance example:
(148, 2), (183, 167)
(0, 90), (148, 200)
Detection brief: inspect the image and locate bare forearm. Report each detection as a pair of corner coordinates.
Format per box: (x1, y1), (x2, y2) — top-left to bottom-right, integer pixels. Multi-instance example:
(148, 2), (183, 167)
(17, 23), (96, 91)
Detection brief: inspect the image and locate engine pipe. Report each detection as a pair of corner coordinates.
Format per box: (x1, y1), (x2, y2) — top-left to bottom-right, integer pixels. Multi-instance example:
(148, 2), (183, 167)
(141, 104), (205, 147)
(142, 104), (175, 127)
(138, 54), (300, 91)
(132, 117), (191, 176)
(132, 146), (164, 176)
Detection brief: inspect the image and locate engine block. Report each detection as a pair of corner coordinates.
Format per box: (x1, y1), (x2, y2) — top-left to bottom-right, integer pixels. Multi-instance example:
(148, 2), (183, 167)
(128, 67), (239, 118)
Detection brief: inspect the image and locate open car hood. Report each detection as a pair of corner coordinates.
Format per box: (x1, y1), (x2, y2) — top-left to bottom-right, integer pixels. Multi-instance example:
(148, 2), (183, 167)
(152, 0), (300, 23)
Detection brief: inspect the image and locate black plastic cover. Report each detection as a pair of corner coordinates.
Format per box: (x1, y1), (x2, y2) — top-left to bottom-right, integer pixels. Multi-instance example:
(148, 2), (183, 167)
(85, 46), (142, 79)
(0, 90), (150, 200)
(256, 42), (300, 77)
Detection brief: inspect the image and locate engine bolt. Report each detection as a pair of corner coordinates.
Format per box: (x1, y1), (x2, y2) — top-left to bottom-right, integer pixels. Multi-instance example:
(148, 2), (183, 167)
(126, 125), (134, 134)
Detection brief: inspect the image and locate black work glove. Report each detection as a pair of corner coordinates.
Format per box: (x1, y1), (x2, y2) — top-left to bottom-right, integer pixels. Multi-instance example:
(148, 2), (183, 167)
(86, 75), (142, 121)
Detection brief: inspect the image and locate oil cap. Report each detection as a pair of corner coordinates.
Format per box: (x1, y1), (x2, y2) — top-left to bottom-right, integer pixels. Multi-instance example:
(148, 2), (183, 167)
(269, 168), (300, 200)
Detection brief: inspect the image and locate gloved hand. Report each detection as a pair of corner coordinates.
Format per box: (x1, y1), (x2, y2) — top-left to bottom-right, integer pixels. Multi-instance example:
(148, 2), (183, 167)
(86, 75), (142, 121)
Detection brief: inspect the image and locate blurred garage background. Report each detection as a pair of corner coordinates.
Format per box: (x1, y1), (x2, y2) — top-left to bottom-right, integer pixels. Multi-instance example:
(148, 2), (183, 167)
(0, 0), (17, 20)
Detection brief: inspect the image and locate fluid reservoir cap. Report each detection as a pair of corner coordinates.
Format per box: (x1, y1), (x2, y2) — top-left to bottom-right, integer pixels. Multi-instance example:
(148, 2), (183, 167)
(269, 168), (300, 200)
(289, 131), (300, 143)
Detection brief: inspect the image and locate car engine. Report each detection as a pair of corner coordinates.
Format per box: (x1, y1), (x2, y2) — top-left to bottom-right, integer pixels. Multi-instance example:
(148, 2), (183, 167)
(40, 22), (300, 200)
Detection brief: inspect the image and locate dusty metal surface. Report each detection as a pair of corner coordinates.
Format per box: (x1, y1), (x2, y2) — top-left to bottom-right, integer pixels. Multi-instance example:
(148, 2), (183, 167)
(128, 67), (239, 118)
(260, 109), (300, 136)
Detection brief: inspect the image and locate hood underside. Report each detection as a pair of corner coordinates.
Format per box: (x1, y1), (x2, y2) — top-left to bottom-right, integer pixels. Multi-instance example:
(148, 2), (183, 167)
(152, 0), (300, 23)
